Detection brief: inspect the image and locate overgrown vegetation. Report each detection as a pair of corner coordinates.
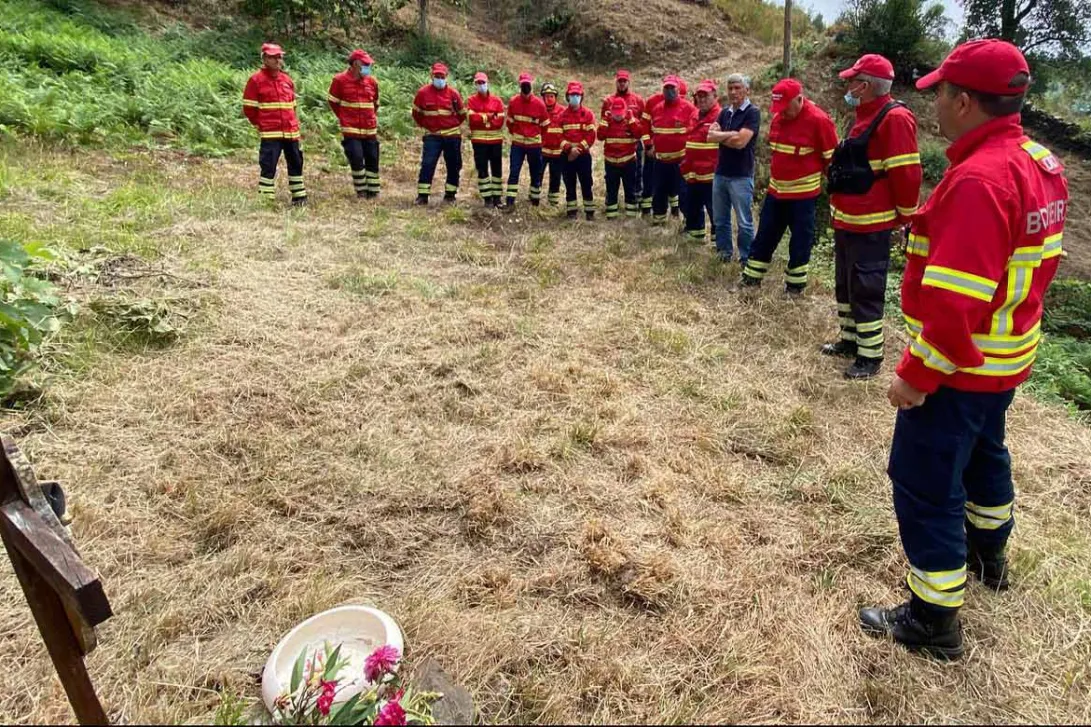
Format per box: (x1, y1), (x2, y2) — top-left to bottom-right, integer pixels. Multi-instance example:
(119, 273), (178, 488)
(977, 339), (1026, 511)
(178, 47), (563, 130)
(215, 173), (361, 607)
(835, 0), (949, 81)
(1028, 279), (1091, 414)
(713, 0), (823, 46)
(0, 0), (514, 157)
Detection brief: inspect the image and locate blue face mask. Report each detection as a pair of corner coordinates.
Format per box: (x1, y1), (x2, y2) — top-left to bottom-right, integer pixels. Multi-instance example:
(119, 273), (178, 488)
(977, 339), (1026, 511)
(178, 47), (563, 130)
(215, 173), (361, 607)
(569, 94), (581, 107)
(476, 83), (488, 94)
(361, 65), (372, 76)
(664, 88), (679, 102)
(844, 92), (861, 107)
(433, 77), (447, 90)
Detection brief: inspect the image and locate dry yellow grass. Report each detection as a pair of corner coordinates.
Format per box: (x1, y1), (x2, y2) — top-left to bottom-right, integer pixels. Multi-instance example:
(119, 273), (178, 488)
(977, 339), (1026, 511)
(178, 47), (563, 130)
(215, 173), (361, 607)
(1, 137), (1090, 726)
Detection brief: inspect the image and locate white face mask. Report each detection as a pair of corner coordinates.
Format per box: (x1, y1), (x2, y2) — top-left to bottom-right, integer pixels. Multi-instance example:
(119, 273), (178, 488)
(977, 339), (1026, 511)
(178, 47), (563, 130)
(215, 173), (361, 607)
(361, 65), (372, 76)
(476, 83), (488, 94)
(569, 94), (581, 107)
(433, 77), (447, 90)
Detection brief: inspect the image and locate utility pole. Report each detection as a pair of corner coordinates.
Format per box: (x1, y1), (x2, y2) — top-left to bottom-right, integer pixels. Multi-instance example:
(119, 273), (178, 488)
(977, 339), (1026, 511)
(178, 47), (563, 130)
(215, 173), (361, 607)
(419, 0), (428, 36)
(783, 0), (793, 76)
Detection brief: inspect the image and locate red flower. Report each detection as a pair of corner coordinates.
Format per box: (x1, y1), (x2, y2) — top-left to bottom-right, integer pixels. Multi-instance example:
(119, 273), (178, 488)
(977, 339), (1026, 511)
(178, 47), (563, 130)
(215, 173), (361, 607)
(364, 645), (401, 683)
(316, 692), (334, 716)
(374, 698), (407, 726)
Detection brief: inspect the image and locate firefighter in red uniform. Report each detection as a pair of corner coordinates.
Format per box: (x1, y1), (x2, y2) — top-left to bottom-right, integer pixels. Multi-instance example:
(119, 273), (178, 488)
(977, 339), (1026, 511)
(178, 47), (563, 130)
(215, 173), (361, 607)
(505, 72), (550, 208)
(859, 40), (1068, 660)
(557, 81), (597, 220)
(648, 75), (696, 223)
(742, 79), (838, 293)
(328, 49), (380, 199)
(640, 85), (664, 216)
(602, 70), (646, 209)
(540, 83), (565, 207)
(681, 80), (721, 242)
(467, 72), (506, 207)
(823, 54), (921, 378)
(242, 44), (306, 206)
(598, 97), (642, 219)
(411, 62), (466, 205)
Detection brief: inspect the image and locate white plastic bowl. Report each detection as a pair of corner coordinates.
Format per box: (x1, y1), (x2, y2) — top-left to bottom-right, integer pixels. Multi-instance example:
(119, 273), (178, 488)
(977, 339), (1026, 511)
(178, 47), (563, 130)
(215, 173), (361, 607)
(261, 605), (404, 714)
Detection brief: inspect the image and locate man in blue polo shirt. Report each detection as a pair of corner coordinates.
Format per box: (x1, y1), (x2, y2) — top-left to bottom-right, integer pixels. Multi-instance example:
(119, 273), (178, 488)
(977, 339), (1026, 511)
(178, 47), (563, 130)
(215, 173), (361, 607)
(707, 73), (761, 265)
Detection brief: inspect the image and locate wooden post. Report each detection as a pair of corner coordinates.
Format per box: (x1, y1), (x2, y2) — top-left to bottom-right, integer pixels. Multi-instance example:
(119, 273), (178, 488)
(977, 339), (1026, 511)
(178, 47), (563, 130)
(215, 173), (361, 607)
(783, 0), (793, 76)
(419, 0), (428, 36)
(0, 436), (113, 725)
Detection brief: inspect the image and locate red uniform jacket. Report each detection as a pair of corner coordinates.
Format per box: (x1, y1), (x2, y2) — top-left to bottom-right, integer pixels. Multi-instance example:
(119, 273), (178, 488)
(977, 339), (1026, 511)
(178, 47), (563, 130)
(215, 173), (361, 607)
(597, 111), (642, 166)
(897, 116), (1069, 394)
(467, 93), (505, 145)
(682, 103), (722, 183)
(602, 90), (646, 138)
(558, 105), (597, 155)
(542, 101), (565, 159)
(412, 84), (465, 137)
(506, 93), (549, 148)
(767, 99), (838, 200)
(242, 69), (301, 141)
(830, 95), (921, 232)
(327, 71), (379, 139)
(641, 92), (663, 144)
(648, 98), (697, 164)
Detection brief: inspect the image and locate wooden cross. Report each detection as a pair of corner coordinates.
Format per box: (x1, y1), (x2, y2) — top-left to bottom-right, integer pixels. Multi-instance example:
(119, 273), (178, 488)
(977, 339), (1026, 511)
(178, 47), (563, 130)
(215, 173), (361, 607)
(0, 435), (113, 725)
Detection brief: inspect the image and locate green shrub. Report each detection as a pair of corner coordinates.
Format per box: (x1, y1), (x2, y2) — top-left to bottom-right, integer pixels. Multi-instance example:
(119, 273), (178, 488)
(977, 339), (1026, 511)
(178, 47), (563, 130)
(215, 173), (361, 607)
(1043, 278), (1091, 339)
(919, 139), (948, 185)
(1027, 336), (1091, 411)
(0, 239), (69, 397)
(836, 0), (949, 82)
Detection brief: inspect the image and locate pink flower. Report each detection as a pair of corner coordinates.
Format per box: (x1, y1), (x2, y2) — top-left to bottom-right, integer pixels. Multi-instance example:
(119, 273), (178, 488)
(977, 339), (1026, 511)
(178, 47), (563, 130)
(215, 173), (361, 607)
(320, 679), (337, 698)
(364, 645), (401, 683)
(374, 698), (407, 726)
(316, 692), (334, 716)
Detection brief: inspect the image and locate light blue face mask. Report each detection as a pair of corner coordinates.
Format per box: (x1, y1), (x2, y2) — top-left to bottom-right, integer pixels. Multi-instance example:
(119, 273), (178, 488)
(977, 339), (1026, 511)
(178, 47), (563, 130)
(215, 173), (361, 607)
(569, 94), (581, 107)
(361, 65), (372, 76)
(433, 77), (447, 90)
(844, 92), (861, 107)
(476, 83), (488, 94)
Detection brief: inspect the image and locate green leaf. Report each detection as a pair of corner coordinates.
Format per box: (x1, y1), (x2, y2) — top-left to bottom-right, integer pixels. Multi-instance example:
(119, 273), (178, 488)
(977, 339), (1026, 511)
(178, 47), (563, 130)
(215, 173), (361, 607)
(327, 692), (362, 725)
(290, 647), (307, 695)
(323, 644), (343, 681)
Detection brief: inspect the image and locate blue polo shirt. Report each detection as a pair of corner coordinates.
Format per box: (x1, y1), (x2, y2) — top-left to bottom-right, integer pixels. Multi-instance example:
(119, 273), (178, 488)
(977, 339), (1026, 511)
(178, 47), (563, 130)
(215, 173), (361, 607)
(715, 100), (761, 178)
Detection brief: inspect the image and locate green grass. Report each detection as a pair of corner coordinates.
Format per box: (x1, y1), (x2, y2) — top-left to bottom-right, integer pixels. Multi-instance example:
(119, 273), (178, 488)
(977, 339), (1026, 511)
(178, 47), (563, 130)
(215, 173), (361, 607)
(0, 0), (517, 157)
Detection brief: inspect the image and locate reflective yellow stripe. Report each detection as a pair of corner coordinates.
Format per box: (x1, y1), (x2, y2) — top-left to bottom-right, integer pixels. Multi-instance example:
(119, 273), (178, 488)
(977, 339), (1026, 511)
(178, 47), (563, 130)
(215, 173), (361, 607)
(990, 266), (1033, 335)
(656, 151), (685, 161)
(972, 322), (1041, 355)
(896, 205), (917, 217)
(830, 206), (897, 225)
(965, 500), (1013, 530)
(418, 108), (454, 116)
(822, 149), (835, 159)
(799, 146), (814, 155)
(770, 142), (797, 153)
(1043, 232), (1063, 259)
(259, 130), (301, 139)
(685, 142), (720, 150)
(1021, 140), (1050, 161)
(470, 132), (504, 141)
(910, 335), (957, 373)
(510, 134), (542, 144)
(683, 171), (715, 182)
(884, 152), (921, 169)
(922, 265), (999, 302)
(651, 127), (688, 134)
(606, 154), (637, 164)
(257, 102), (296, 110)
(857, 320), (883, 333)
(340, 126), (378, 136)
(964, 348), (1038, 376)
(562, 124), (583, 131)
(907, 566), (966, 608)
(769, 172), (822, 194)
(242, 99), (260, 108)
(511, 114), (538, 123)
(327, 94), (342, 103)
(339, 101), (375, 109)
(582, 124), (596, 131)
(603, 138), (638, 145)
(906, 233), (929, 257)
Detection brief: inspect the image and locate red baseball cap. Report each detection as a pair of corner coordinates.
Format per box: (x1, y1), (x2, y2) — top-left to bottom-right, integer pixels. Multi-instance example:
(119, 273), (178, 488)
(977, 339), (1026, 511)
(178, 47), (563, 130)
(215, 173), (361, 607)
(431, 62), (448, 77)
(261, 43), (284, 57)
(518, 72), (534, 84)
(839, 53), (894, 81)
(663, 75), (680, 89)
(916, 39), (1030, 96)
(695, 80), (717, 95)
(348, 49), (373, 65)
(616, 69), (631, 81)
(473, 71), (489, 84)
(610, 97), (628, 114)
(566, 80), (584, 96)
(770, 78), (803, 113)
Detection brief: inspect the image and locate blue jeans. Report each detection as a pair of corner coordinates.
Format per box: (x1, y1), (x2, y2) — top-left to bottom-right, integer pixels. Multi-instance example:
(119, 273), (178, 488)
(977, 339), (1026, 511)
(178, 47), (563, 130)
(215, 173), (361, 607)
(889, 386), (1016, 610)
(713, 174), (755, 262)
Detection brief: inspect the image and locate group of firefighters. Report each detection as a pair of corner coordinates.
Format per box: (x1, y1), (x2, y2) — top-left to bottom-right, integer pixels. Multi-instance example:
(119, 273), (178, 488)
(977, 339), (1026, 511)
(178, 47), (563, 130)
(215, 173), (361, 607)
(243, 39), (1070, 662)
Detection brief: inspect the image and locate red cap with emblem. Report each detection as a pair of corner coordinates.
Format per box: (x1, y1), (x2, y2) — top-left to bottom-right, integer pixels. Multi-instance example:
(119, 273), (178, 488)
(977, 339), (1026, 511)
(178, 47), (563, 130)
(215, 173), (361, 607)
(839, 53), (895, 81)
(431, 62), (448, 77)
(770, 78), (803, 113)
(916, 39), (1030, 96)
(261, 43), (284, 57)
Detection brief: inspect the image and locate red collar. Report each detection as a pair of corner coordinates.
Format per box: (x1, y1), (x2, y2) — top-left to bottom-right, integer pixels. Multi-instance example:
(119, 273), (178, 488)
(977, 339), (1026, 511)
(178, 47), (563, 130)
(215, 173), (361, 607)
(856, 94), (892, 118)
(945, 115), (1023, 165)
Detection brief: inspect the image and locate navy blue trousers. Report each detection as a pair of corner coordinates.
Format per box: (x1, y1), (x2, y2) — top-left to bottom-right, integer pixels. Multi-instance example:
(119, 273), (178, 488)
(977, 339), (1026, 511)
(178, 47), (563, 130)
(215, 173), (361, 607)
(507, 145), (544, 204)
(888, 386), (1016, 611)
(684, 182), (714, 241)
(604, 161), (638, 218)
(417, 135), (462, 198)
(742, 195), (818, 290)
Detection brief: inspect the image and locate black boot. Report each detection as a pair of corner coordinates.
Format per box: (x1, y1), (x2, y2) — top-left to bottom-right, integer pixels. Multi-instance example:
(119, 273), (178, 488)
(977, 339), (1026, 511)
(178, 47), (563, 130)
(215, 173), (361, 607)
(530, 198), (540, 207)
(291, 196), (308, 207)
(585, 210), (595, 221)
(820, 340), (857, 358)
(859, 597), (964, 661)
(845, 357), (882, 380)
(504, 199), (516, 211)
(968, 542), (1010, 590)
(414, 195), (429, 206)
(785, 284), (805, 298)
(365, 191), (378, 200)
(566, 210), (578, 220)
(443, 193), (457, 204)
(357, 190), (369, 199)
(739, 275), (760, 288)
